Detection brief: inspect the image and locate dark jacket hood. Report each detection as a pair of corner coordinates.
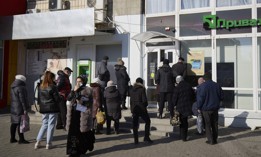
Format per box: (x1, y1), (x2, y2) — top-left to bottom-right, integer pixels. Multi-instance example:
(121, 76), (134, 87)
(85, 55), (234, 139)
(114, 64), (126, 71)
(133, 82), (144, 89)
(161, 64), (171, 72)
(57, 70), (66, 76)
(11, 79), (25, 88)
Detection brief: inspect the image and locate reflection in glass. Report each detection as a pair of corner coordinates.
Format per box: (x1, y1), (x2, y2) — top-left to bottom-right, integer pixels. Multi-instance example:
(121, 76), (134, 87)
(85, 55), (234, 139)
(216, 0), (251, 7)
(146, 0), (175, 14)
(180, 12), (211, 36)
(181, 0), (209, 9)
(0, 41), (3, 99)
(146, 16), (175, 37)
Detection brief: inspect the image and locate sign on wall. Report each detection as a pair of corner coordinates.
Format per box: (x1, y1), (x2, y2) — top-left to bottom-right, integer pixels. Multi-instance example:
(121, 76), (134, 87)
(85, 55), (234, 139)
(187, 51), (204, 76)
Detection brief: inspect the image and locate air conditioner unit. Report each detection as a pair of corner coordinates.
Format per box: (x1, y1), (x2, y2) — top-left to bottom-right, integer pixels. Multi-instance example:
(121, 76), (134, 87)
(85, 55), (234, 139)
(49, 0), (63, 10)
(27, 9), (41, 14)
(87, 0), (107, 23)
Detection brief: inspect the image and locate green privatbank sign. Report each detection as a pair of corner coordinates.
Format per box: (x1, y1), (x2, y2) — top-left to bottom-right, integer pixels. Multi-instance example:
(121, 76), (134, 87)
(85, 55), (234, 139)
(203, 15), (261, 29)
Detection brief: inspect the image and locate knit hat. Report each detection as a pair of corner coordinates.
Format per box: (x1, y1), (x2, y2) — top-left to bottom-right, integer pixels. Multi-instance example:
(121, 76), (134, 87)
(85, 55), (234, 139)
(136, 77), (143, 84)
(15, 75), (26, 82)
(107, 80), (114, 87)
(176, 75), (183, 84)
(163, 59), (169, 65)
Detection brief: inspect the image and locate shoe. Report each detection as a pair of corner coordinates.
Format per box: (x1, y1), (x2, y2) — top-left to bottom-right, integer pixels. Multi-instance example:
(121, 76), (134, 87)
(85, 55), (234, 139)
(34, 141), (41, 149)
(205, 140), (216, 145)
(158, 114), (163, 119)
(115, 131), (119, 135)
(122, 106), (128, 110)
(46, 143), (52, 149)
(18, 140), (30, 144)
(56, 126), (64, 130)
(182, 136), (190, 142)
(144, 138), (153, 144)
(10, 139), (18, 143)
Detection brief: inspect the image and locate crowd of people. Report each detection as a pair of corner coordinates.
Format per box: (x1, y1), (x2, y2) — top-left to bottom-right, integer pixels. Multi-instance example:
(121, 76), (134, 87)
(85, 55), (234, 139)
(9, 56), (223, 157)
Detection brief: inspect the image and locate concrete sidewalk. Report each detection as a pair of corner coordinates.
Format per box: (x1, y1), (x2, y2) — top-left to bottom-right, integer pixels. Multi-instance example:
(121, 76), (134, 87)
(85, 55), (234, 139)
(0, 111), (261, 157)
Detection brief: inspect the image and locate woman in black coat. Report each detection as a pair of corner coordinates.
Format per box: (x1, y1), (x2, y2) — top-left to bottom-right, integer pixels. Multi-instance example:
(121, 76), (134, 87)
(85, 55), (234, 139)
(172, 76), (195, 141)
(10, 75), (30, 144)
(114, 59), (130, 110)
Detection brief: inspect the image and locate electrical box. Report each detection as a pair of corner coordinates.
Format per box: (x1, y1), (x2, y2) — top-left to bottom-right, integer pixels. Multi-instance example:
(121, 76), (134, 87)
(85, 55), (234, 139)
(77, 60), (92, 84)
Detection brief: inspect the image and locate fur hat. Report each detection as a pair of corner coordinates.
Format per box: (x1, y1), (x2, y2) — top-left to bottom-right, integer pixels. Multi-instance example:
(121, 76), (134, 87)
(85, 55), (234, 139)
(107, 80), (114, 87)
(136, 77), (143, 84)
(176, 75), (183, 84)
(15, 75), (26, 82)
(92, 77), (101, 84)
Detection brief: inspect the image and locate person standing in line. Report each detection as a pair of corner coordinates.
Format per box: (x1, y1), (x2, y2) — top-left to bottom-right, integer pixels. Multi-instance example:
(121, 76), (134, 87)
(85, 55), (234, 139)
(192, 77), (205, 135)
(114, 58), (130, 110)
(66, 75), (95, 157)
(104, 80), (122, 135)
(129, 78), (153, 144)
(172, 57), (187, 80)
(90, 78), (103, 134)
(155, 59), (175, 119)
(56, 67), (73, 130)
(197, 72), (224, 145)
(10, 75), (30, 144)
(172, 76), (195, 141)
(35, 71), (61, 149)
(97, 56), (110, 89)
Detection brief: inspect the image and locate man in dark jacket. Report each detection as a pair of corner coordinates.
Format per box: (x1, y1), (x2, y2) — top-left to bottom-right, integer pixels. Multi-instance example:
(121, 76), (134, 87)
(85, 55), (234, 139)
(172, 57), (187, 80)
(130, 78), (153, 144)
(56, 67), (72, 130)
(155, 59), (175, 119)
(172, 76), (195, 141)
(114, 58), (130, 110)
(10, 75), (30, 144)
(197, 72), (223, 145)
(97, 56), (110, 88)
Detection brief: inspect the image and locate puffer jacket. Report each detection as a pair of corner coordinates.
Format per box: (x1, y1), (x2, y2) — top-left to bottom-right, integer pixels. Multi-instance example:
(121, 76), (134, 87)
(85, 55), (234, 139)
(56, 70), (71, 100)
(104, 85), (121, 119)
(66, 86), (93, 132)
(129, 83), (148, 114)
(114, 64), (130, 95)
(10, 79), (30, 124)
(39, 84), (61, 113)
(155, 64), (175, 93)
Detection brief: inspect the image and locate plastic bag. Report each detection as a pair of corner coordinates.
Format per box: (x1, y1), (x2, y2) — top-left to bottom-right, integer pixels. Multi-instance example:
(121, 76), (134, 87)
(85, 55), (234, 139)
(170, 109), (180, 126)
(20, 114), (30, 133)
(96, 110), (105, 125)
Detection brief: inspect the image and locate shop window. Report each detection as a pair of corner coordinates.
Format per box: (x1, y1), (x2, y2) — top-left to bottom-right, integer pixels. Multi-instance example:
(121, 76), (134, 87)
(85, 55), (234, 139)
(146, 0), (175, 14)
(216, 9), (252, 34)
(180, 12), (211, 36)
(258, 8), (261, 33)
(217, 38), (252, 109)
(181, 0), (209, 9)
(216, 0), (251, 7)
(146, 16), (175, 37)
(258, 0), (261, 3)
(147, 52), (158, 86)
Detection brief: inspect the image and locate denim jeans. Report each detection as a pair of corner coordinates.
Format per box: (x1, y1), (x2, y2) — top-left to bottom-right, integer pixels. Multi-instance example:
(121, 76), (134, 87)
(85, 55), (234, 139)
(36, 113), (57, 144)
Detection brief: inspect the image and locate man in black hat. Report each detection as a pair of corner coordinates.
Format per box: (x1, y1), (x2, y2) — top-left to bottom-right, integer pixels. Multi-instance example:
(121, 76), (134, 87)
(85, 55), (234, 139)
(56, 67), (73, 130)
(155, 59), (175, 119)
(172, 57), (187, 80)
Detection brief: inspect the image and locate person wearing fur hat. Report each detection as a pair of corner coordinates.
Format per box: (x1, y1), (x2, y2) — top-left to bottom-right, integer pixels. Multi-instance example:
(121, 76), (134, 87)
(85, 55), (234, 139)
(10, 75), (30, 144)
(114, 58), (130, 110)
(90, 78), (103, 134)
(129, 77), (153, 144)
(104, 80), (121, 135)
(172, 75), (195, 141)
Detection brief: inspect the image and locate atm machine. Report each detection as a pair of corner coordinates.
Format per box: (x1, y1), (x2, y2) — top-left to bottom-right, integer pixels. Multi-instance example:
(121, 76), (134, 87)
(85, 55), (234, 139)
(77, 60), (92, 84)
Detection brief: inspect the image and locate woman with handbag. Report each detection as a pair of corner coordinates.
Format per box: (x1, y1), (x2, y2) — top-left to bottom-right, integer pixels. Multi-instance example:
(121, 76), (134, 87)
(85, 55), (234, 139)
(66, 75), (95, 157)
(10, 75), (30, 144)
(35, 71), (61, 149)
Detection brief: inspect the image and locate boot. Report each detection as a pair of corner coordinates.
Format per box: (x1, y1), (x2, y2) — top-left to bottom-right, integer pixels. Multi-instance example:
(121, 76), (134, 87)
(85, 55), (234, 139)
(144, 137), (153, 144)
(18, 133), (30, 144)
(133, 128), (139, 145)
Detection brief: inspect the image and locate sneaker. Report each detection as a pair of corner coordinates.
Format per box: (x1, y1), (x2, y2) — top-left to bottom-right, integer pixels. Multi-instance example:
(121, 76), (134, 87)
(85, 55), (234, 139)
(34, 141), (41, 149)
(46, 143), (52, 149)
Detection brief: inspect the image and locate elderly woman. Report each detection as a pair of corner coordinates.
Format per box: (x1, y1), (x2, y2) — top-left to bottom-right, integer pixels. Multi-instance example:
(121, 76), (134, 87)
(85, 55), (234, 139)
(66, 75), (95, 157)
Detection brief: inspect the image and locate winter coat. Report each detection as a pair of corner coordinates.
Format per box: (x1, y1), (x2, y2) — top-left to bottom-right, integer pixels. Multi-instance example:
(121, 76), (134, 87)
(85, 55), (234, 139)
(66, 86), (93, 132)
(114, 64), (130, 95)
(197, 80), (224, 111)
(172, 62), (187, 78)
(104, 86), (121, 119)
(39, 84), (61, 114)
(155, 64), (175, 93)
(57, 70), (71, 100)
(10, 80), (30, 124)
(90, 83), (102, 118)
(97, 60), (110, 83)
(172, 80), (195, 117)
(129, 83), (148, 114)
